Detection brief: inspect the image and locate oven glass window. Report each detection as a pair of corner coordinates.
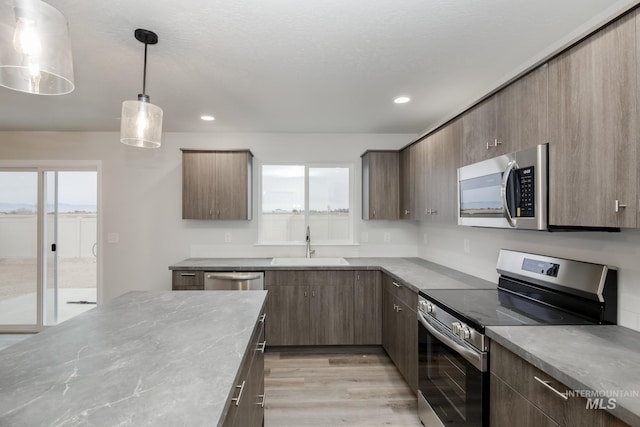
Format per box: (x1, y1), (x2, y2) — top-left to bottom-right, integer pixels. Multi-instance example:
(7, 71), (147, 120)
(419, 324), (487, 426)
(459, 172), (503, 218)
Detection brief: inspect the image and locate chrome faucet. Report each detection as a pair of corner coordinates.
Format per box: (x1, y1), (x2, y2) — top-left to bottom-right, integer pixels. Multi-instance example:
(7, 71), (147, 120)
(305, 225), (313, 258)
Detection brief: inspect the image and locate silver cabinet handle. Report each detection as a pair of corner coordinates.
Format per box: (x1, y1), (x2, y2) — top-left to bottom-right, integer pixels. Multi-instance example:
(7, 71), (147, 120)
(312, 290), (316, 297)
(615, 199), (627, 212)
(209, 209), (213, 217)
(393, 304), (398, 311)
(372, 210), (376, 217)
(533, 376), (568, 400)
(396, 306), (403, 312)
(232, 380), (246, 406)
(486, 139), (503, 149)
(206, 272), (263, 281)
(259, 314), (266, 323)
(257, 341), (266, 353)
(430, 209), (438, 215)
(404, 209), (411, 215)
(392, 281), (400, 288)
(258, 393), (266, 408)
(304, 291), (308, 297)
(180, 273), (196, 277)
(217, 210), (220, 217)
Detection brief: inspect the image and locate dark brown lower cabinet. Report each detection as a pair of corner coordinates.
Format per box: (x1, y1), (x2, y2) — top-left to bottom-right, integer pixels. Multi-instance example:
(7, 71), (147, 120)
(382, 274), (418, 392)
(265, 271), (354, 346)
(171, 270), (204, 290)
(354, 270), (382, 345)
(490, 341), (630, 427)
(223, 313), (265, 427)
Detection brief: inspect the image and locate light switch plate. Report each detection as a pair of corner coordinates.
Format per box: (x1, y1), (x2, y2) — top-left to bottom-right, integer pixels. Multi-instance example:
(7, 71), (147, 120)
(107, 232), (119, 244)
(224, 232), (232, 243)
(383, 232), (391, 243)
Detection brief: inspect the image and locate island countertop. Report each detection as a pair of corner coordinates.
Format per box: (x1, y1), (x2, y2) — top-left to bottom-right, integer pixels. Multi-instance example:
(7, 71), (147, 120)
(0, 290), (267, 427)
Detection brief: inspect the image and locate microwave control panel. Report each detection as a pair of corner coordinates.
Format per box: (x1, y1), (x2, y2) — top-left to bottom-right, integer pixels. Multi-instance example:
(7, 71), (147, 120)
(516, 166), (535, 217)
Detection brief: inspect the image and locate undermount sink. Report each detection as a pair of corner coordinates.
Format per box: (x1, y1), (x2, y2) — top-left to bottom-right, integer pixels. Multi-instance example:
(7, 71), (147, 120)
(270, 257), (350, 266)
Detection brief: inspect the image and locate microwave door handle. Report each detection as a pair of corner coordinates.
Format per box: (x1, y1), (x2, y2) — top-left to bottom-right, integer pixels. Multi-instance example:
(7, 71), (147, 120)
(501, 161), (518, 227)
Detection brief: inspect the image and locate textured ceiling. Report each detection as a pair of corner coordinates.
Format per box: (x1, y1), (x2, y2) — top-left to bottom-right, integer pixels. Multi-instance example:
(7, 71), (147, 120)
(0, 0), (637, 134)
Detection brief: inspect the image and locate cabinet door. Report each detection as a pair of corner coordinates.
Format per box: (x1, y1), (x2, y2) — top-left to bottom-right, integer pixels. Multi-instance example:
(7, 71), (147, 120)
(354, 270), (382, 345)
(549, 13), (637, 228)
(414, 139), (429, 220)
(182, 151), (216, 219)
(491, 374), (559, 427)
(396, 298), (418, 392)
(399, 147), (413, 219)
(427, 119), (461, 223)
(215, 152), (252, 220)
(461, 97), (497, 166)
(265, 283), (310, 346)
(382, 279), (397, 362)
(310, 279), (354, 345)
(495, 65), (549, 154)
(363, 151), (399, 220)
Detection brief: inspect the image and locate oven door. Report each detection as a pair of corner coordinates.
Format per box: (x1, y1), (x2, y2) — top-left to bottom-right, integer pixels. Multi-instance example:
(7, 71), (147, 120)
(418, 311), (489, 427)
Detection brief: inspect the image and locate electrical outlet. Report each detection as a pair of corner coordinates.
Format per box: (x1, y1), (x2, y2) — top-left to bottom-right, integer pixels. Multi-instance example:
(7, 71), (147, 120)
(107, 232), (119, 244)
(361, 231), (369, 243)
(423, 233), (428, 245)
(383, 232), (391, 243)
(224, 232), (232, 243)
(463, 239), (470, 253)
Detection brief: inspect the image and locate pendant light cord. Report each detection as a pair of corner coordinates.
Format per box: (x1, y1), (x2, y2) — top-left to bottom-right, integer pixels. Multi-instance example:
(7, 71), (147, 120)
(142, 42), (148, 96)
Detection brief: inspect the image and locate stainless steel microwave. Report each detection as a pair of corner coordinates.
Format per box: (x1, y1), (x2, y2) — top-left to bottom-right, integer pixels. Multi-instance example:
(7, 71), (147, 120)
(457, 144), (548, 230)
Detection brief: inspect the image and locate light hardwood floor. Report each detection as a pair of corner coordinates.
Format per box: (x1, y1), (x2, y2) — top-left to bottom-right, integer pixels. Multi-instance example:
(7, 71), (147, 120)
(264, 346), (423, 426)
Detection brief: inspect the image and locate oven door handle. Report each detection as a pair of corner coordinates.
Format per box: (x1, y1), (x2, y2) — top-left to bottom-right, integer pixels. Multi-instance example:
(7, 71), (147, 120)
(501, 160), (518, 228)
(418, 311), (487, 372)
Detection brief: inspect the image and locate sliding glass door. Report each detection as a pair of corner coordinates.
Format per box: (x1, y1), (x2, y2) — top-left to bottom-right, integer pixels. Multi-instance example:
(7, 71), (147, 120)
(0, 167), (98, 331)
(0, 171), (39, 327)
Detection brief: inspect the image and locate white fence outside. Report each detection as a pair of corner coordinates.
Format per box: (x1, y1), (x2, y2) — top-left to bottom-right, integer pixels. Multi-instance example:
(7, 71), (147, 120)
(0, 214), (97, 259)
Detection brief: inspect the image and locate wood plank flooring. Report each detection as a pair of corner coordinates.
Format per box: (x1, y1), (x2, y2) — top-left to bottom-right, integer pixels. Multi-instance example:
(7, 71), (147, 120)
(264, 346), (423, 426)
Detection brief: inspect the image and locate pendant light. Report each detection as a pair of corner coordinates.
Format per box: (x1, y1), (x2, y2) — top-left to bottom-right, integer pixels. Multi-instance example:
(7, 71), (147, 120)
(120, 28), (163, 148)
(0, 0), (74, 95)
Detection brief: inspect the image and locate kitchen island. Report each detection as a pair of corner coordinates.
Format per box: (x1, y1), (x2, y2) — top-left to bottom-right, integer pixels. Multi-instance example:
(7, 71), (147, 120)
(0, 290), (267, 427)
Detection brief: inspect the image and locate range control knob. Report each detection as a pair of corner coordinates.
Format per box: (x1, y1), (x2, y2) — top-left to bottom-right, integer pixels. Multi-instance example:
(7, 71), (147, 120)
(459, 325), (471, 340)
(451, 322), (462, 334)
(425, 302), (434, 313)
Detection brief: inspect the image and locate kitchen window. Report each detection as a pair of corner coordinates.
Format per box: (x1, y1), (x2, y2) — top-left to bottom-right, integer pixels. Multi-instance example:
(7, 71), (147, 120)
(259, 164), (353, 244)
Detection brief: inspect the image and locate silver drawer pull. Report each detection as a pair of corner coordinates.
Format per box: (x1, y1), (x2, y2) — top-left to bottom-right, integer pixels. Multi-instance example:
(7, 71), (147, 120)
(180, 273), (196, 277)
(533, 376), (568, 400)
(392, 281), (400, 288)
(259, 314), (266, 323)
(257, 341), (266, 353)
(258, 393), (266, 408)
(231, 380), (246, 406)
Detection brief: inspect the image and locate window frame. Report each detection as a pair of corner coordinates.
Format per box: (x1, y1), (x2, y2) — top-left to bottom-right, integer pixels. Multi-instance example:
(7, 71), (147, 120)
(258, 162), (355, 245)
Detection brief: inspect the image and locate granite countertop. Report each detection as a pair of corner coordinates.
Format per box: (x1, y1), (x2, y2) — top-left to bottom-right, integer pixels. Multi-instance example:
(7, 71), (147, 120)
(0, 290), (267, 427)
(169, 257), (497, 292)
(487, 325), (640, 426)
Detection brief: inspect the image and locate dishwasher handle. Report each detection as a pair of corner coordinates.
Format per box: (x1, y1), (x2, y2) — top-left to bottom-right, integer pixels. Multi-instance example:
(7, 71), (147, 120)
(206, 272), (263, 281)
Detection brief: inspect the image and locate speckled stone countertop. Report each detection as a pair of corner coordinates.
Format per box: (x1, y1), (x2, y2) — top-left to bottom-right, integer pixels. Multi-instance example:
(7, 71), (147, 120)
(169, 257), (497, 291)
(487, 325), (640, 426)
(0, 291), (267, 427)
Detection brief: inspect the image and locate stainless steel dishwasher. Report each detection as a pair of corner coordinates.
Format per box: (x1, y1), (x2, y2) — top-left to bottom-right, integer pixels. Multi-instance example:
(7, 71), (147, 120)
(204, 272), (264, 290)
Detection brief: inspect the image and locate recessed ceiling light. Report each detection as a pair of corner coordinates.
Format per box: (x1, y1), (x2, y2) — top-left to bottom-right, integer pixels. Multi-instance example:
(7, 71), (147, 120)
(393, 96), (411, 104)
(200, 115), (215, 121)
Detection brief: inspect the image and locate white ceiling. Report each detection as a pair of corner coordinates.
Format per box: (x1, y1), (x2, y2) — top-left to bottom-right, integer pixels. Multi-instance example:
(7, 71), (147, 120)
(0, 0), (637, 135)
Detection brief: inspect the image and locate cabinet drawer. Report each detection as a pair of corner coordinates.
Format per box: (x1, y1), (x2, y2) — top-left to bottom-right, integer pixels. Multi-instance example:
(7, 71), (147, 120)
(172, 271), (204, 290)
(491, 342), (630, 427)
(383, 275), (417, 311)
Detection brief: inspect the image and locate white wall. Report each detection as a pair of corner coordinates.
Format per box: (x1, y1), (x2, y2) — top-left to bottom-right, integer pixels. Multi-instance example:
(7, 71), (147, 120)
(417, 222), (640, 332)
(0, 132), (418, 302)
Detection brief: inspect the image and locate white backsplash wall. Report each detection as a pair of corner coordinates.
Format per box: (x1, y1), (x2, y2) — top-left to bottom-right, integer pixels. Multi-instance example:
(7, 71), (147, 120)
(0, 131), (417, 303)
(417, 222), (640, 332)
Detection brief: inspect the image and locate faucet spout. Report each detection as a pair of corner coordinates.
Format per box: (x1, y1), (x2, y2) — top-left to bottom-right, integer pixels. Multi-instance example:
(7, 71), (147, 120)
(306, 226), (311, 258)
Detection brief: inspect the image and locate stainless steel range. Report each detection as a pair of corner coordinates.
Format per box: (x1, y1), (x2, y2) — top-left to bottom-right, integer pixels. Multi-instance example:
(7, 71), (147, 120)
(417, 249), (617, 427)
